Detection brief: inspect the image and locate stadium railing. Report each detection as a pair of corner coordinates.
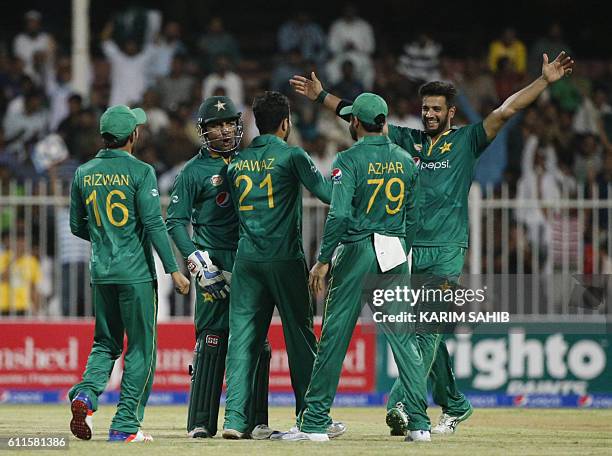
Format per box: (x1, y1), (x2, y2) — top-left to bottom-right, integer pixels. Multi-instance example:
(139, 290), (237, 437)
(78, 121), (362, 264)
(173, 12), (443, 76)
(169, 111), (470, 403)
(1, 180), (611, 318)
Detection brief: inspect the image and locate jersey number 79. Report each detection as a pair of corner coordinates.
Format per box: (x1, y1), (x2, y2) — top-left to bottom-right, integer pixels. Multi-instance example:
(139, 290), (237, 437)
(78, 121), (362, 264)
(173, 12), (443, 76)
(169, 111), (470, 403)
(366, 178), (405, 215)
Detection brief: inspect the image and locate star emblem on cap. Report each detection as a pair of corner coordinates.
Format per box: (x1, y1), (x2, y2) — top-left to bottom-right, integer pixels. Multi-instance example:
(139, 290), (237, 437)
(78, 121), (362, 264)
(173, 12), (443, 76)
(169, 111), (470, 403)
(439, 142), (452, 154)
(215, 101), (226, 111)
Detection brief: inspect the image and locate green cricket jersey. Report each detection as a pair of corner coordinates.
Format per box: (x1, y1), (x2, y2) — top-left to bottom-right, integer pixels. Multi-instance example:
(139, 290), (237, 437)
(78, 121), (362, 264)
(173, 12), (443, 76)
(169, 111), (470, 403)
(70, 149), (179, 284)
(166, 149), (238, 258)
(318, 135), (420, 263)
(226, 134), (331, 262)
(387, 123), (489, 248)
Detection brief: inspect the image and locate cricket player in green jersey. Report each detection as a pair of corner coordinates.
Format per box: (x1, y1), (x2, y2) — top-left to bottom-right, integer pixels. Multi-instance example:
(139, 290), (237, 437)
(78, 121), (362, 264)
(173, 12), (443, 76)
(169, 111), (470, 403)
(68, 105), (190, 443)
(290, 51), (574, 435)
(281, 92), (430, 443)
(222, 91), (344, 439)
(166, 96), (275, 439)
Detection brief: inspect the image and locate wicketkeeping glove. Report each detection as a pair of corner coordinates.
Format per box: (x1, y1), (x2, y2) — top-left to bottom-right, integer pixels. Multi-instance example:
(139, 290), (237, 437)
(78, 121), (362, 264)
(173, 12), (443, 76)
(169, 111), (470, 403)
(187, 250), (231, 299)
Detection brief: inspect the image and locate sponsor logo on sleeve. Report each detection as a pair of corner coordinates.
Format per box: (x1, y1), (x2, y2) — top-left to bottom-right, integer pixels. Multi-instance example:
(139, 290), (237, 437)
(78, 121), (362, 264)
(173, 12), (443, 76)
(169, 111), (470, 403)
(331, 168), (343, 182)
(215, 191), (231, 207)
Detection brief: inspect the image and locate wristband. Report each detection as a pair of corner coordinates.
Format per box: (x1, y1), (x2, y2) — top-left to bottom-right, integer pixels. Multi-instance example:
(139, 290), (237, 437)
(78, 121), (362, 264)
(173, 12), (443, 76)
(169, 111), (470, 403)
(315, 90), (328, 104)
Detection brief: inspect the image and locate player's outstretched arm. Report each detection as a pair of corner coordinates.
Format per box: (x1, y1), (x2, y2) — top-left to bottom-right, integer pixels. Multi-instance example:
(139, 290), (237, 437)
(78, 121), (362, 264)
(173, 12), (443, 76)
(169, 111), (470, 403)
(483, 51), (574, 141)
(290, 72), (342, 113)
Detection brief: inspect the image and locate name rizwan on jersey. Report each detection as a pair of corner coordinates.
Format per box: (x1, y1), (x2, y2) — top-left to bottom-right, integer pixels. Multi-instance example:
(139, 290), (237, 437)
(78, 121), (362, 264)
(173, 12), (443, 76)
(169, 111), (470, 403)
(83, 174), (131, 187)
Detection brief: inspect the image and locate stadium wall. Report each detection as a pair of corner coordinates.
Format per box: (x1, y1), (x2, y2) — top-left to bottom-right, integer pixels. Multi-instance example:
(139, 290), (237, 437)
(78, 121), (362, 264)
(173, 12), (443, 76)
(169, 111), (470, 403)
(1, 319), (610, 408)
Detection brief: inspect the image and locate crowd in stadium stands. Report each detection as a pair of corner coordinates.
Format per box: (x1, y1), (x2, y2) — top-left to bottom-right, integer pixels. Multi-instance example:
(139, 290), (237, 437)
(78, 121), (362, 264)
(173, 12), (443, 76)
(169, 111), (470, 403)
(1, 6), (611, 315)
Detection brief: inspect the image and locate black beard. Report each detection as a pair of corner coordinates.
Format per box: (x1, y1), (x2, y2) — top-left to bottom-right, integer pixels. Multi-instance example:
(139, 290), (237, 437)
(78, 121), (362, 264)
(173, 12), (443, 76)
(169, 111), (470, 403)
(349, 123), (357, 141)
(422, 113), (449, 137)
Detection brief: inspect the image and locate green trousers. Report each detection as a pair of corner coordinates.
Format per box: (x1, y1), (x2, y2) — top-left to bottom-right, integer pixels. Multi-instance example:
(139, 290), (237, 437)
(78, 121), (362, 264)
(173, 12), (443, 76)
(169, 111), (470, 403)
(188, 248), (269, 434)
(224, 258), (317, 432)
(387, 246), (472, 417)
(299, 239), (430, 433)
(69, 281), (158, 434)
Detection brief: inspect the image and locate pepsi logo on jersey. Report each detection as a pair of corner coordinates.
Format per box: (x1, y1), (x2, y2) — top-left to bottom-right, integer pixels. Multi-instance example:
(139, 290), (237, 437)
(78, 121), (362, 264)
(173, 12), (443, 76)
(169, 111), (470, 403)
(331, 168), (343, 182)
(216, 191), (231, 207)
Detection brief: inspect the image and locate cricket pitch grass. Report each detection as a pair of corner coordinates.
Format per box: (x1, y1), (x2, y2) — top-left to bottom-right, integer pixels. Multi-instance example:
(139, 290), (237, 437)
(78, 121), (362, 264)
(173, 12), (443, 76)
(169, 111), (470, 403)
(0, 405), (611, 455)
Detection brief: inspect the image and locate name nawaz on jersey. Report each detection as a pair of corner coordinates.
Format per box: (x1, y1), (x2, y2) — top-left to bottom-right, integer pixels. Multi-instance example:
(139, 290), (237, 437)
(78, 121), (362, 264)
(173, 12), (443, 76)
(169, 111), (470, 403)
(233, 158), (275, 172)
(373, 311), (510, 323)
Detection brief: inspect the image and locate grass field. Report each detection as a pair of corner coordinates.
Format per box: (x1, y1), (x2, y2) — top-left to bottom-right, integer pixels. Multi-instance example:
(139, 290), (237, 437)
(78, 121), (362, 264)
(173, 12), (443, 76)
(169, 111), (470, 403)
(0, 405), (611, 455)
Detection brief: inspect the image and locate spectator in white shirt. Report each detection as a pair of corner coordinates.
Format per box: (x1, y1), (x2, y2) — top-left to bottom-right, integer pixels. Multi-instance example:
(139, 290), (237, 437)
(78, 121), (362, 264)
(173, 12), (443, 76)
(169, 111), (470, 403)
(44, 56), (75, 131)
(397, 33), (442, 83)
(328, 4), (375, 56)
(13, 10), (53, 81)
(149, 21), (187, 81)
(202, 55), (244, 105)
(326, 4), (375, 89)
(100, 22), (157, 106)
(3, 89), (49, 159)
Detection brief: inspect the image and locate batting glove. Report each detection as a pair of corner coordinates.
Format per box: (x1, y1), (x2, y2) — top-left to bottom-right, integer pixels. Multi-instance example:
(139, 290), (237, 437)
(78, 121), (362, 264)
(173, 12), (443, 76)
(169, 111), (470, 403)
(187, 250), (230, 299)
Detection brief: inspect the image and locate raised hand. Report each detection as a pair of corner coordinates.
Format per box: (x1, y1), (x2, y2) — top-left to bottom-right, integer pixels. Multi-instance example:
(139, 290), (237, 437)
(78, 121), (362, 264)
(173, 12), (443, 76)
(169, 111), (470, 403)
(289, 72), (324, 101)
(542, 51), (574, 83)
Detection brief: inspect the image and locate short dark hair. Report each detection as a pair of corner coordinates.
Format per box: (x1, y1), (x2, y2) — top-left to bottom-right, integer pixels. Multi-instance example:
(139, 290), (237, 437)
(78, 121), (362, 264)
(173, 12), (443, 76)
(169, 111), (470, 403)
(253, 91), (290, 134)
(360, 118), (384, 133)
(102, 132), (130, 149)
(419, 81), (457, 107)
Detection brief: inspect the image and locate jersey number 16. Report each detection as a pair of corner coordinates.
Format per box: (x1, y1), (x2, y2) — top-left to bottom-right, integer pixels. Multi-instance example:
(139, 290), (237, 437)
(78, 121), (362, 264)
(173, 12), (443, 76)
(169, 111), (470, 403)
(85, 189), (129, 227)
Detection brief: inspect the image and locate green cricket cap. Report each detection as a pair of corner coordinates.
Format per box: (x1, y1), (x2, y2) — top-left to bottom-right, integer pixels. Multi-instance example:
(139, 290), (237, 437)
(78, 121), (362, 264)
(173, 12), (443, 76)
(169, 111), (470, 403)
(339, 92), (388, 125)
(99, 105), (147, 141)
